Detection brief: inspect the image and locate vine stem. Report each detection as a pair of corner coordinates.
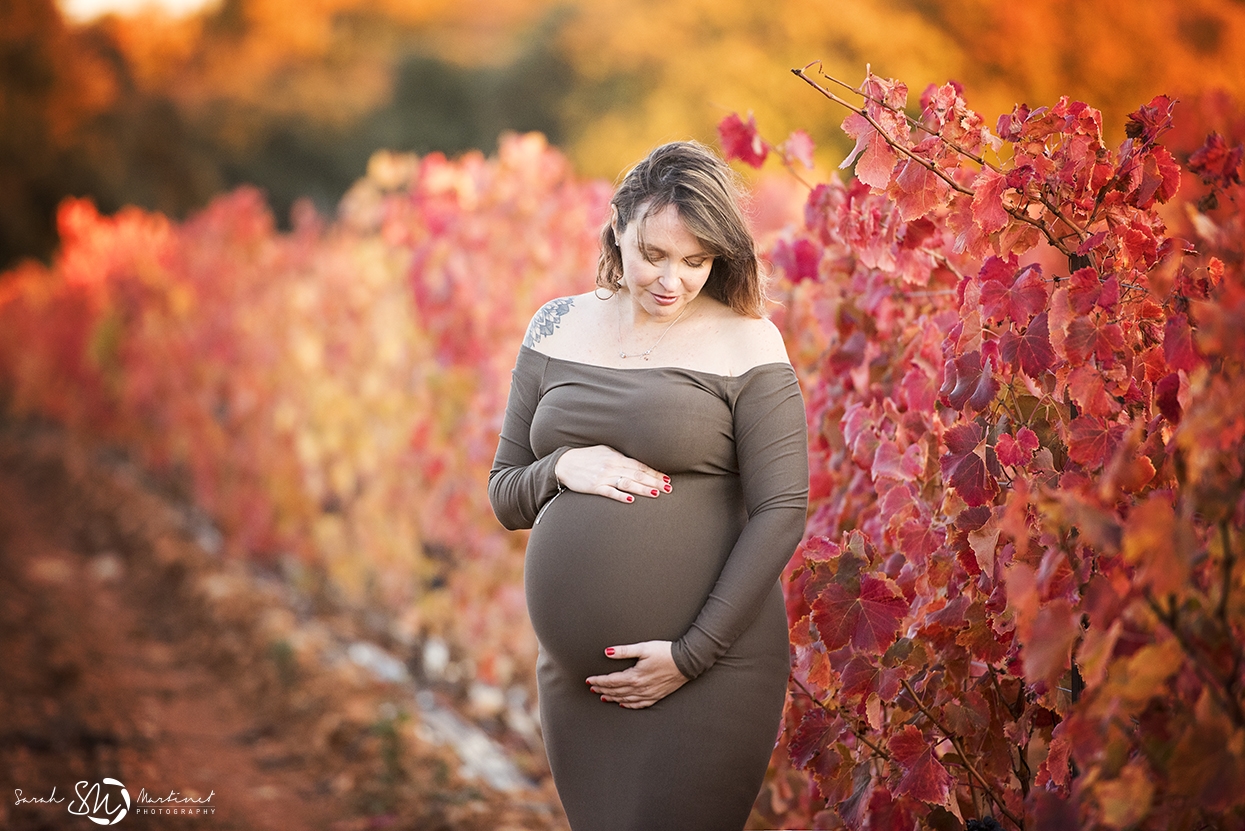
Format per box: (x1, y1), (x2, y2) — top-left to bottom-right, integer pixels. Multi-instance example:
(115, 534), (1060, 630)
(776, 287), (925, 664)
(1144, 591), (1245, 728)
(790, 674), (893, 761)
(900, 679), (1026, 829)
(792, 65), (1078, 259)
(807, 62), (1093, 247)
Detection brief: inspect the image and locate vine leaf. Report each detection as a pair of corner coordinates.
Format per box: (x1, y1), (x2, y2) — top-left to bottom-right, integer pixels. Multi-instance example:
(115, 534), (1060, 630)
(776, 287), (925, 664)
(888, 724), (955, 807)
(940, 422), (998, 506)
(811, 573), (908, 652)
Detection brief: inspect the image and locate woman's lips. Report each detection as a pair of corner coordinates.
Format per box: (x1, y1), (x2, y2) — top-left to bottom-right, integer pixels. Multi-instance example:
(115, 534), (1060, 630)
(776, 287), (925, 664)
(652, 293), (679, 306)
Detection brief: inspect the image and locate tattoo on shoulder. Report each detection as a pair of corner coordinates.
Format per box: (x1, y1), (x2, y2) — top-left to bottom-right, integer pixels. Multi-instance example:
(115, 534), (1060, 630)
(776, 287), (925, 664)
(523, 297), (575, 347)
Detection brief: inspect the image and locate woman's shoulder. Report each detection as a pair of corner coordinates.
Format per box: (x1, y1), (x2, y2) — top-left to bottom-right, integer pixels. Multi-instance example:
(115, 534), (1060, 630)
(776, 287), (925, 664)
(711, 309), (791, 374)
(521, 292), (599, 351)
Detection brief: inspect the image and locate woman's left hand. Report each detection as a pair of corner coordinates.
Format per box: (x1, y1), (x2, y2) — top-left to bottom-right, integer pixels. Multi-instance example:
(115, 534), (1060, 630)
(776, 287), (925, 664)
(586, 640), (688, 709)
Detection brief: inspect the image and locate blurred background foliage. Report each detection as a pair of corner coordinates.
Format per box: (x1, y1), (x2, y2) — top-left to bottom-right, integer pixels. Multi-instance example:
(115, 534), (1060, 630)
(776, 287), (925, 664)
(3, 0), (1244, 270)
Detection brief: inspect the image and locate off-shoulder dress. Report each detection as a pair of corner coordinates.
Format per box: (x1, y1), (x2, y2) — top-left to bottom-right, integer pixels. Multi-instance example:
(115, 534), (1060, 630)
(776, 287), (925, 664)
(488, 344), (809, 831)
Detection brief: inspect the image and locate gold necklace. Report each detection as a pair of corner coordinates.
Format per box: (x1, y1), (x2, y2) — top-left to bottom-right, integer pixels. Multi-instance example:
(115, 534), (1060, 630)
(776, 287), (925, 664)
(617, 300), (691, 360)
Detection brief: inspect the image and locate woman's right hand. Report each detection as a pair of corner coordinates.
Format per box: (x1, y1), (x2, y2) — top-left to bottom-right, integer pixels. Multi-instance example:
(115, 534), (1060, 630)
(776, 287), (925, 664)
(554, 446), (671, 504)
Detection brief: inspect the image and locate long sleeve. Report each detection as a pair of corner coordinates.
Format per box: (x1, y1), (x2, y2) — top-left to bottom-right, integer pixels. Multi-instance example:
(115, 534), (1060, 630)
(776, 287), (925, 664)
(488, 350), (571, 531)
(670, 365), (810, 680)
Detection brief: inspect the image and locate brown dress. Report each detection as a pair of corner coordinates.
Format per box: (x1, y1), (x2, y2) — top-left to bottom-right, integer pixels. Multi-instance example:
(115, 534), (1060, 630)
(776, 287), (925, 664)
(488, 345), (809, 831)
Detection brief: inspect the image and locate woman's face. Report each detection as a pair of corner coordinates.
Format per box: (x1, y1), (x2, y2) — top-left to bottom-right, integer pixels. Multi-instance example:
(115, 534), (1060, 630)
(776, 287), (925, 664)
(613, 203), (715, 322)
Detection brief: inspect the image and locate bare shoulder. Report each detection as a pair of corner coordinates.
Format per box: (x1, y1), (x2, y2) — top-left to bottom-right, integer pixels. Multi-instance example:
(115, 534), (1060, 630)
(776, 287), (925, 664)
(522, 295), (577, 349)
(720, 313), (791, 372)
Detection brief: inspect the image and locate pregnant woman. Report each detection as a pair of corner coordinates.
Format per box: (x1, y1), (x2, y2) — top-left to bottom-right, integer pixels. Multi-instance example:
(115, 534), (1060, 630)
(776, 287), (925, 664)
(488, 141), (809, 830)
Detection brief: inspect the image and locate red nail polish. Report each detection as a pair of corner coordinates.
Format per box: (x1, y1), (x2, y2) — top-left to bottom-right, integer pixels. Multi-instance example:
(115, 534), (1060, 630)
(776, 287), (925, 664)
(601, 695), (608, 703)
(650, 489), (658, 496)
(626, 496), (634, 503)
(663, 484), (671, 493)
(605, 647), (615, 656)
(663, 475), (670, 483)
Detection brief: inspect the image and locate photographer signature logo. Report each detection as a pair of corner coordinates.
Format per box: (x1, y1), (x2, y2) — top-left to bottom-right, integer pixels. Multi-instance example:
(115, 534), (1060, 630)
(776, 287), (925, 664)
(68, 778), (130, 825)
(15, 779), (216, 823)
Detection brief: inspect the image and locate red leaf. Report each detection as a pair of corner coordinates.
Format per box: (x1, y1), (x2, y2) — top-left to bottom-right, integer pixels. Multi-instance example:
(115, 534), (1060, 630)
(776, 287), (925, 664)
(942, 350), (999, 412)
(999, 311), (1056, 377)
(1134, 146), (1181, 208)
(839, 654), (901, 701)
(1155, 372), (1182, 423)
(940, 422), (998, 506)
(1067, 415), (1125, 468)
(1125, 94), (1176, 142)
(718, 112), (769, 168)
(892, 157), (950, 220)
(840, 112), (898, 189)
(1067, 364), (1114, 417)
(1067, 266), (1103, 314)
(888, 724), (954, 807)
(811, 573), (908, 652)
(1188, 132), (1244, 188)
(779, 129), (816, 169)
(790, 707), (842, 768)
(980, 260), (1047, 325)
(1163, 312), (1200, 372)
(1022, 598), (1079, 684)
(971, 168), (1011, 234)
(997, 427), (1038, 467)
(1066, 311), (1125, 365)
(771, 237), (821, 283)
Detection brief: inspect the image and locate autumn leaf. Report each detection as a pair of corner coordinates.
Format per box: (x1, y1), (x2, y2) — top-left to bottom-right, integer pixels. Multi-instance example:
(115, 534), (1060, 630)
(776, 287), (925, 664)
(811, 573), (908, 652)
(1163, 312), (1200, 372)
(718, 112), (769, 168)
(841, 112), (898, 190)
(888, 724), (954, 807)
(1067, 415), (1126, 468)
(940, 350), (999, 412)
(979, 258), (1047, 325)
(939, 422), (999, 506)
(771, 237), (821, 283)
(997, 426), (1039, 467)
(971, 168), (1011, 234)
(999, 311), (1056, 377)
(779, 129), (816, 169)
(1188, 132), (1244, 188)
(1066, 311), (1125, 365)
(790, 707), (843, 768)
(1121, 492), (1190, 597)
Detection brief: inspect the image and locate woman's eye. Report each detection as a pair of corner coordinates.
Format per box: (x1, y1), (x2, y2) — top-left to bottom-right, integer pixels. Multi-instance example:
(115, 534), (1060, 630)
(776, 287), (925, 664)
(686, 259), (708, 269)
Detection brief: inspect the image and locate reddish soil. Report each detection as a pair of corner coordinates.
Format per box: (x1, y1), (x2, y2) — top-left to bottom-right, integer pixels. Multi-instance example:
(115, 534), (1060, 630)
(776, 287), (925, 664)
(0, 425), (566, 831)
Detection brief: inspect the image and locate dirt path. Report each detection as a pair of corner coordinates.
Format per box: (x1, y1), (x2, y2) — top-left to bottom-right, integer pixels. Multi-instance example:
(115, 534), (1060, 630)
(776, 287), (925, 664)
(0, 425), (566, 830)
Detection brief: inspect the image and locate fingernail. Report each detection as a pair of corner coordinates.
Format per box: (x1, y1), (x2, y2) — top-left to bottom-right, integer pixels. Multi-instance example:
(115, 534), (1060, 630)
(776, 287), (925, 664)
(650, 489), (658, 496)
(626, 496), (634, 503)
(663, 475), (670, 483)
(605, 647), (615, 656)
(663, 484), (671, 493)
(601, 695), (608, 703)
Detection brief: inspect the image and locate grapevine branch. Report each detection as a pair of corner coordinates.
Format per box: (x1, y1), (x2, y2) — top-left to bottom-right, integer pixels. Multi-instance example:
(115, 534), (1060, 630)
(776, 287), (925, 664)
(900, 679), (1025, 829)
(1144, 592), (1245, 728)
(790, 674), (893, 761)
(806, 61), (1091, 246)
(792, 65), (1079, 259)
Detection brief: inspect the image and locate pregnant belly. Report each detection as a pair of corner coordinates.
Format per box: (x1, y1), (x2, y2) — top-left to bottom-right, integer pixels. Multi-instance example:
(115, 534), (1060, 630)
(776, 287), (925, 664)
(524, 474), (744, 678)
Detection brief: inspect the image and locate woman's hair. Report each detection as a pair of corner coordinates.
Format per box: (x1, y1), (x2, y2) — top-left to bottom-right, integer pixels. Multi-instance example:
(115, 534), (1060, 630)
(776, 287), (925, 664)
(596, 141), (766, 318)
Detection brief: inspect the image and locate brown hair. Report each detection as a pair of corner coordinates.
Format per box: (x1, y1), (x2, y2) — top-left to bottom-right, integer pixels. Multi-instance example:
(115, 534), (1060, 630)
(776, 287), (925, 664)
(596, 141), (766, 318)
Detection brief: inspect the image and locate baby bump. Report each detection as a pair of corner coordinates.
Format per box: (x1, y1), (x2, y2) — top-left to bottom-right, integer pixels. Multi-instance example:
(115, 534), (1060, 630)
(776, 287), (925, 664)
(524, 474), (744, 678)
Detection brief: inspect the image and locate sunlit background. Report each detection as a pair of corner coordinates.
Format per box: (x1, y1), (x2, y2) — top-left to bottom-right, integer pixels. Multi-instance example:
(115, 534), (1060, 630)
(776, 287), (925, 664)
(4, 0), (1243, 269)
